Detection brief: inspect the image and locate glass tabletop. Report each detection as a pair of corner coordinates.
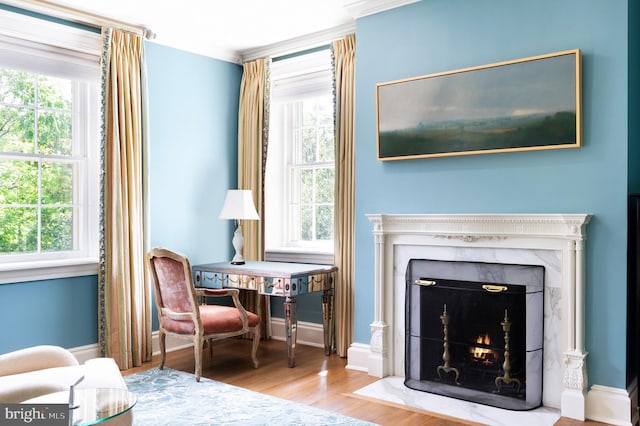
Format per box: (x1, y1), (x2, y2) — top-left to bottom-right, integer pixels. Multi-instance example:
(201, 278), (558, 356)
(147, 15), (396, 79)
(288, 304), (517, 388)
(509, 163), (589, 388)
(26, 388), (136, 425)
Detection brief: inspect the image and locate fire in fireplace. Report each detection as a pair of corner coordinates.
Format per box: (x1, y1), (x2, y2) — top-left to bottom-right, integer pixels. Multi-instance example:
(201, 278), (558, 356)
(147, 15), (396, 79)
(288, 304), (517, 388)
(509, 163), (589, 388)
(404, 259), (544, 411)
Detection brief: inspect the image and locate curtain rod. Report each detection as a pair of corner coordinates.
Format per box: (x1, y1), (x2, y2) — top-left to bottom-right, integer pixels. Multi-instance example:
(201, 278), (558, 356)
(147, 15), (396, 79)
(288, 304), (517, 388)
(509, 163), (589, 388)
(2, 0), (155, 39)
(272, 45), (330, 63)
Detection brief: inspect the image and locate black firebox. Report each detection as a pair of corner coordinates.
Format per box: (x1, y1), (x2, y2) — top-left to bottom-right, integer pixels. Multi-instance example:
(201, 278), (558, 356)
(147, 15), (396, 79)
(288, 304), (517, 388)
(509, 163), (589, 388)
(404, 259), (544, 411)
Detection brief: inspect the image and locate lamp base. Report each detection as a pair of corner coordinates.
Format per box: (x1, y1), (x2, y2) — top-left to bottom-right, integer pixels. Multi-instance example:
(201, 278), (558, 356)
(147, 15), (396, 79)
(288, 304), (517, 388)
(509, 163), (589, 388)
(230, 226), (246, 265)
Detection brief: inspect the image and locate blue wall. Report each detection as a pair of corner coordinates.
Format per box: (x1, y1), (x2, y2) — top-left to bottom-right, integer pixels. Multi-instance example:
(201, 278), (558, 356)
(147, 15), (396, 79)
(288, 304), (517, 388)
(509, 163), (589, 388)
(145, 42), (240, 263)
(0, 41), (241, 353)
(353, 0), (629, 389)
(0, 276), (97, 352)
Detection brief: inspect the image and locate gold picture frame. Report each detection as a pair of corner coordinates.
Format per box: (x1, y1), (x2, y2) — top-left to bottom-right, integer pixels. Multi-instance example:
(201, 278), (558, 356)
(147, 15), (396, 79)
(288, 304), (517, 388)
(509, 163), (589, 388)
(376, 49), (582, 161)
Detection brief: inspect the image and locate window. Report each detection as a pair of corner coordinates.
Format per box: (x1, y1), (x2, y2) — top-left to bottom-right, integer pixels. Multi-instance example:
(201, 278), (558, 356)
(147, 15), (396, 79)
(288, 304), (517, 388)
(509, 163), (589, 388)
(266, 50), (335, 261)
(286, 95), (335, 246)
(0, 9), (100, 283)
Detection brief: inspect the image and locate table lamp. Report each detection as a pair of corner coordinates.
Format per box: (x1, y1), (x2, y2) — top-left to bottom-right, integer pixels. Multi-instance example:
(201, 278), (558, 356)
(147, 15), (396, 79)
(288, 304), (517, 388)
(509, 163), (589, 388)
(218, 189), (259, 265)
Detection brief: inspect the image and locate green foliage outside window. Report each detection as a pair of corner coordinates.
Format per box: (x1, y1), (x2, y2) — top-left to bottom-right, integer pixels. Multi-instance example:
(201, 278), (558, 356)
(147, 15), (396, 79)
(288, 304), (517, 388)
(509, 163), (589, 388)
(0, 69), (75, 254)
(294, 96), (334, 243)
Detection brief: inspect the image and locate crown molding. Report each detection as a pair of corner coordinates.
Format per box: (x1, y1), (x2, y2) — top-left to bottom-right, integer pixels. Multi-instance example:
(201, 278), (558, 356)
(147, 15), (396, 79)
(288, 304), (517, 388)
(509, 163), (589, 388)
(241, 0), (419, 62)
(240, 22), (355, 63)
(343, 0), (420, 19)
(147, 38), (243, 65)
(2, 0), (416, 64)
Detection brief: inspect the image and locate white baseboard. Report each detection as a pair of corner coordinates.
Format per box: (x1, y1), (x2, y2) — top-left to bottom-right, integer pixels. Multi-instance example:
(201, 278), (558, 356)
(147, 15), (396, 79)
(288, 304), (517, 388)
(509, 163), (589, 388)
(346, 342), (370, 372)
(150, 318), (327, 354)
(344, 342), (638, 425)
(69, 318), (327, 365)
(69, 335), (191, 365)
(69, 343), (100, 364)
(269, 317), (325, 347)
(586, 385), (636, 426)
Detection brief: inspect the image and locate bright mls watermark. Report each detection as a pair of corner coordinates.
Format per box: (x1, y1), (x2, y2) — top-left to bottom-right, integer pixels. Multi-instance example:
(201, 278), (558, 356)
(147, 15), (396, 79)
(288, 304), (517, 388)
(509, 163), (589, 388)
(0, 404), (67, 425)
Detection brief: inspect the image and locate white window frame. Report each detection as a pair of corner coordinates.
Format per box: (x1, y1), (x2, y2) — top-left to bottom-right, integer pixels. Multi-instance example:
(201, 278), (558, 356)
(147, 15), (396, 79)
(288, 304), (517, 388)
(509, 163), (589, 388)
(0, 9), (100, 284)
(265, 49), (335, 264)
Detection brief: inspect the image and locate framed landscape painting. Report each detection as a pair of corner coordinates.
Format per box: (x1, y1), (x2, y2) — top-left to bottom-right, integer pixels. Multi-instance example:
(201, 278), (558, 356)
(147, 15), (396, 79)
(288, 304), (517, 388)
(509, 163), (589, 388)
(376, 49), (581, 161)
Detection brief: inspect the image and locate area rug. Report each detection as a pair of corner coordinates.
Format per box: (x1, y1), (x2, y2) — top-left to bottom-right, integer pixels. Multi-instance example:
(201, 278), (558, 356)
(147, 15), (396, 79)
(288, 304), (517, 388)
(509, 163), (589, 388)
(124, 368), (377, 426)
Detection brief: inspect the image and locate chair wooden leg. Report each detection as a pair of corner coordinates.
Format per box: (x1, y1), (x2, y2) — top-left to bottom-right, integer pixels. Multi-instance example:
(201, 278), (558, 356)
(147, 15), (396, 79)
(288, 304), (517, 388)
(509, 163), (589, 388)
(159, 331), (167, 370)
(251, 327), (260, 368)
(194, 336), (203, 382)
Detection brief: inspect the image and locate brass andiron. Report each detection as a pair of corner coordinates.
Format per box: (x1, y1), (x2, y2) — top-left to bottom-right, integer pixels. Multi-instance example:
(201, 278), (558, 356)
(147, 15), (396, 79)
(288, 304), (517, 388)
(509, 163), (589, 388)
(436, 304), (461, 385)
(495, 309), (522, 393)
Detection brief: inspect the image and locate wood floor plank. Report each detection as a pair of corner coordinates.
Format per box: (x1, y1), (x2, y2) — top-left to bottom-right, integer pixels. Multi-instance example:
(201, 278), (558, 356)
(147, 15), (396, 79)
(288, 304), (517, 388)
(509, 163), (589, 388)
(123, 338), (609, 426)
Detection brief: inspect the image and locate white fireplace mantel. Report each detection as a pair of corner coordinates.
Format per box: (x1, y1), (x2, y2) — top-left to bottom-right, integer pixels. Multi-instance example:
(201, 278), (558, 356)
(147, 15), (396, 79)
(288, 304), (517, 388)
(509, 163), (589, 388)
(362, 213), (592, 421)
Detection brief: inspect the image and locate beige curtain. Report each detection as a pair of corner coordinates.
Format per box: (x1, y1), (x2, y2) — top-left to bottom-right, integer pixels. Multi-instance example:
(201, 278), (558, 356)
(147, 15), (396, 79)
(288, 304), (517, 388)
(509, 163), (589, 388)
(98, 28), (152, 368)
(332, 34), (356, 357)
(237, 57), (271, 338)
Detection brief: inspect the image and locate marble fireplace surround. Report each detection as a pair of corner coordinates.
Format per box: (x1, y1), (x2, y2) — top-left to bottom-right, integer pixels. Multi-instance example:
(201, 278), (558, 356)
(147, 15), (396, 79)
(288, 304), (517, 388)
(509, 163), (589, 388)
(362, 214), (592, 421)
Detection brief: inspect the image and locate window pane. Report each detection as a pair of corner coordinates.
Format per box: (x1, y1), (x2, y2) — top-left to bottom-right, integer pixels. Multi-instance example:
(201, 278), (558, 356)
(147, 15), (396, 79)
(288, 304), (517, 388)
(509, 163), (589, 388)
(300, 169), (313, 204)
(318, 126), (334, 162)
(0, 207), (37, 253)
(302, 126), (317, 163)
(41, 207), (73, 251)
(0, 107), (35, 154)
(0, 70), (35, 106)
(41, 162), (73, 204)
(0, 159), (38, 204)
(37, 76), (72, 110)
(317, 100), (333, 127)
(0, 70), (36, 154)
(300, 205), (312, 241)
(38, 111), (72, 155)
(303, 101), (318, 128)
(316, 167), (334, 203)
(316, 205), (333, 240)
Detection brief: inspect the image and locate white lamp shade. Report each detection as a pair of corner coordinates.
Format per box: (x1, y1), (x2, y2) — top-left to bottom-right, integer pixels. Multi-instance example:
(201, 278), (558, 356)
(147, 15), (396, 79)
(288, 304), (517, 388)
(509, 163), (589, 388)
(218, 189), (259, 220)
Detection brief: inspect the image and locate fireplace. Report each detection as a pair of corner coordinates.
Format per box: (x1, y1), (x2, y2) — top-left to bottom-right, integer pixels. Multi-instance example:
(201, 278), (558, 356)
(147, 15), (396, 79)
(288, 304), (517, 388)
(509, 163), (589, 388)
(362, 214), (591, 420)
(404, 259), (544, 410)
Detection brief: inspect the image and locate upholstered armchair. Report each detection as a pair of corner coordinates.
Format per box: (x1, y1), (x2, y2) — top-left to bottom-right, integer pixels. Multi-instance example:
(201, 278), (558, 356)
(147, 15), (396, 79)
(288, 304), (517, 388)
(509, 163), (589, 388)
(146, 248), (260, 381)
(0, 345), (127, 403)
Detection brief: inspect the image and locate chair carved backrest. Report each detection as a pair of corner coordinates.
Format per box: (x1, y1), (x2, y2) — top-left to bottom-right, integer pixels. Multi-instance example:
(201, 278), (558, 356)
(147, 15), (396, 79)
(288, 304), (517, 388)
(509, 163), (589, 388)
(147, 249), (202, 336)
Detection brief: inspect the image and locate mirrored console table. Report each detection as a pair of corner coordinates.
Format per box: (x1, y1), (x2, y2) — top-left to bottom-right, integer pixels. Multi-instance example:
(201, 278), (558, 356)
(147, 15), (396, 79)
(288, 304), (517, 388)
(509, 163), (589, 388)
(192, 260), (337, 367)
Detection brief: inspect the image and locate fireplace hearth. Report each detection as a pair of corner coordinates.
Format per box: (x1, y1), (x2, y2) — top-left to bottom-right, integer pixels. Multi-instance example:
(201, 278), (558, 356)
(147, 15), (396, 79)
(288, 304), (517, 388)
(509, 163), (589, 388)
(404, 259), (544, 410)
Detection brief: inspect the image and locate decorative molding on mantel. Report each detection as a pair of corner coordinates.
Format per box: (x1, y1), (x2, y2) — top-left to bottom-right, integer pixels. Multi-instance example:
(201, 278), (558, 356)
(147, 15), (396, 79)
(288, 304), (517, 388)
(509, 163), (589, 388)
(343, 0), (421, 19)
(367, 213), (592, 241)
(361, 213), (596, 422)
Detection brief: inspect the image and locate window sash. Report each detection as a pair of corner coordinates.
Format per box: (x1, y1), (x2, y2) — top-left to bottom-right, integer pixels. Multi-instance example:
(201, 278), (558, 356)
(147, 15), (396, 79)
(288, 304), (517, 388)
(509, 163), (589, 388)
(0, 75), (97, 263)
(0, 10), (100, 282)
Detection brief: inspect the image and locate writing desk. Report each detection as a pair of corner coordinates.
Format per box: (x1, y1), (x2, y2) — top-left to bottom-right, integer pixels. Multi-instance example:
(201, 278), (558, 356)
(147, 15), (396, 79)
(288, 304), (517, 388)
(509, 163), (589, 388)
(192, 260), (337, 367)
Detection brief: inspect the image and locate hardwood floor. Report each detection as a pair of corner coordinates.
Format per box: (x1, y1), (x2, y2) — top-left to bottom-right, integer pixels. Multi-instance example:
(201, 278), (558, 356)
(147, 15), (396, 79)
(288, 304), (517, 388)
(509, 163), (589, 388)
(124, 338), (610, 426)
